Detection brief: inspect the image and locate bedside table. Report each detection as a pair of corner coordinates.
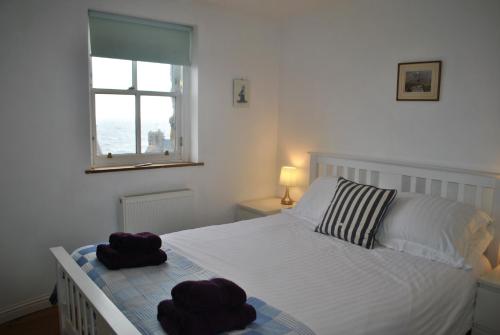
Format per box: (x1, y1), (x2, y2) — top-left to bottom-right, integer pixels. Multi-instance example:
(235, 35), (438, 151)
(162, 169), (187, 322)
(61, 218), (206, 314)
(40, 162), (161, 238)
(473, 265), (500, 335)
(235, 197), (294, 221)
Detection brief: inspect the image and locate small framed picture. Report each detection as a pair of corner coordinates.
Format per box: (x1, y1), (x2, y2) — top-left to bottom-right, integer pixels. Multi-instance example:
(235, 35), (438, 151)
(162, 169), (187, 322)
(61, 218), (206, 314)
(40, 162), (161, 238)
(397, 61), (442, 101)
(233, 79), (250, 107)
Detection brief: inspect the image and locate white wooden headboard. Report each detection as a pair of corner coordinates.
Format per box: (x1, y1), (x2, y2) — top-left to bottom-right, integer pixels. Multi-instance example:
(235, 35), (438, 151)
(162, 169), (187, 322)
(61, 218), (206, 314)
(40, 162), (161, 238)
(309, 152), (500, 265)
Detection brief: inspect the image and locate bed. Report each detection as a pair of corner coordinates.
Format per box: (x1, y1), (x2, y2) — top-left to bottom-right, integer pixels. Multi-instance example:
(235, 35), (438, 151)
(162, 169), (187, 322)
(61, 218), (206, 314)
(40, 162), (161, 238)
(51, 153), (500, 335)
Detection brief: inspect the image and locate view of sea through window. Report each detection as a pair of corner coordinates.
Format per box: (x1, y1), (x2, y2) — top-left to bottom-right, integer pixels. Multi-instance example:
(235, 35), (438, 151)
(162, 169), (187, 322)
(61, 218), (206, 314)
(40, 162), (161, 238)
(92, 57), (175, 156)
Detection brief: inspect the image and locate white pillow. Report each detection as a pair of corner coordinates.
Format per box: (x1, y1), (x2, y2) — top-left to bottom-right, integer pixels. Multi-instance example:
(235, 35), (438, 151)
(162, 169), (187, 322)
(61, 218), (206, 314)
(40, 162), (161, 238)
(287, 176), (338, 229)
(377, 192), (493, 268)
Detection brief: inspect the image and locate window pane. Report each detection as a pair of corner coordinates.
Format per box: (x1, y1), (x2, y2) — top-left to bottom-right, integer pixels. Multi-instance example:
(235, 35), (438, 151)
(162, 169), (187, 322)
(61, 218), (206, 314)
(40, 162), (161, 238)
(92, 57), (132, 89)
(137, 61), (173, 92)
(95, 94), (136, 155)
(141, 96), (175, 154)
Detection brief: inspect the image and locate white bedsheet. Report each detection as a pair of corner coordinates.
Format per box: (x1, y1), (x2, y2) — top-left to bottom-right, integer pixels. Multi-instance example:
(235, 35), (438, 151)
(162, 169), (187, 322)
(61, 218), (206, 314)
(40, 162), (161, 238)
(164, 213), (476, 335)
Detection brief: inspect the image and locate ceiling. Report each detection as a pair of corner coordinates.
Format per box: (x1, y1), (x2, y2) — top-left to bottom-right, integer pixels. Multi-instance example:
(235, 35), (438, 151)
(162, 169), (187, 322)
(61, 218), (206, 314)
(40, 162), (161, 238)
(187, 0), (331, 19)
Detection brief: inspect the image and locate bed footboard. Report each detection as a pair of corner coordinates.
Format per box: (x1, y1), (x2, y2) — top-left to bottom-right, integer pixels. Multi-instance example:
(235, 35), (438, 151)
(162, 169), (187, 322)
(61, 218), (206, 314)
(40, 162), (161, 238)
(50, 247), (141, 335)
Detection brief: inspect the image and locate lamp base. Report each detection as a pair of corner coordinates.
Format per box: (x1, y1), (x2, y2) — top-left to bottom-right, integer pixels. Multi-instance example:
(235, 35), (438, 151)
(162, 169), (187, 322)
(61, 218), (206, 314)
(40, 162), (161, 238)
(281, 186), (294, 206)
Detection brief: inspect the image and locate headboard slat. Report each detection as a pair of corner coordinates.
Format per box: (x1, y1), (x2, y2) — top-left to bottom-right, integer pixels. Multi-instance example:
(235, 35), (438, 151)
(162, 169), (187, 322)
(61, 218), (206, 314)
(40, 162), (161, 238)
(440, 181), (447, 198)
(457, 183), (465, 202)
(326, 164), (334, 177)
(354, 168), (360, 183)
(366, 170), (373, 185)
(410, 176), (417, 193)
(425, 178), (432, 195)
(476, 187), (483, 209)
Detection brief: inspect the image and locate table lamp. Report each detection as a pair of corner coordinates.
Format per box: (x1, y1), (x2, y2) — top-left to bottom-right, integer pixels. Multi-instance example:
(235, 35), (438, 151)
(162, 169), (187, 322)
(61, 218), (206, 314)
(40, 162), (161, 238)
(280, 166), (297, 205)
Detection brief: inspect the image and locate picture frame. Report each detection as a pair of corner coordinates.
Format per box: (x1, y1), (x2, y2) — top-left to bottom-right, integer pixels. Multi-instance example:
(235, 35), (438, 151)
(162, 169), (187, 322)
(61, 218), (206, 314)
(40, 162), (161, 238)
(397, 61), (442, 101)
(233, 79), (250, 107)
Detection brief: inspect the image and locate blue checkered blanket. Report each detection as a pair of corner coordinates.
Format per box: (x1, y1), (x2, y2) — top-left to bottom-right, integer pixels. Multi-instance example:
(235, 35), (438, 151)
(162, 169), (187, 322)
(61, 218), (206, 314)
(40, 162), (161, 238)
(72, 245), (315, 335)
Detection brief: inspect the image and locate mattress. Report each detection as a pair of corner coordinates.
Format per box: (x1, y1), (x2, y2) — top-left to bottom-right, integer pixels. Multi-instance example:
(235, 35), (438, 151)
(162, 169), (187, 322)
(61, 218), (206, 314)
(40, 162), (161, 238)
(164, 212), (476, 335)
(72, 245), (315, 335)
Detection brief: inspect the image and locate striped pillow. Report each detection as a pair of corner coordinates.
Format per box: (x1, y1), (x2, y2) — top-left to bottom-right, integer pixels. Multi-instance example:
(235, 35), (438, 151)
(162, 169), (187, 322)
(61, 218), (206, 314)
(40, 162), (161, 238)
(315, 177), (397, 249)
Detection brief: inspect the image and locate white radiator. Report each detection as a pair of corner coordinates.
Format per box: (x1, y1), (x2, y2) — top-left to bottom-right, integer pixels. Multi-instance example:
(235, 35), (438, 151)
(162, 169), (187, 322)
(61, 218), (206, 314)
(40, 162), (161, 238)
(120, 189), (194, 235)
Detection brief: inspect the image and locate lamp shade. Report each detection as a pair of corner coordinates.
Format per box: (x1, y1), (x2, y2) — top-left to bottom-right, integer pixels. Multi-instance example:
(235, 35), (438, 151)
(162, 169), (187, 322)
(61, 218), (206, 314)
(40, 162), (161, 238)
(279, 166), (297, 186)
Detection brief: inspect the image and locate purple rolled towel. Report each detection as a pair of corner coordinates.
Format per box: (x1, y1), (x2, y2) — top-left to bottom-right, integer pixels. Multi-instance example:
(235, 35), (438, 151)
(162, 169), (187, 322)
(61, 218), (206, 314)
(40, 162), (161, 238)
(157, 299), (256, 335)
(96, 244), (167, 270)
(171, 278), (247, 312)
(109, 232), (162, 252)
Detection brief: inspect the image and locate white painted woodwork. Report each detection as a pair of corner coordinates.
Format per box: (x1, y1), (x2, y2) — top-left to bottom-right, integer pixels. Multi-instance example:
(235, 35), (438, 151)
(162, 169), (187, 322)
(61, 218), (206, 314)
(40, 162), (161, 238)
(0, 294), (52, 325)
(473, 266), (500, 335)
(51, 247), (141, 335)
(236, 197), (293, 221)
(326, 164), (334, 177)
(410, 176), (417, 193)
(425, 178), (432, 195)
(457, 183), (465, 202)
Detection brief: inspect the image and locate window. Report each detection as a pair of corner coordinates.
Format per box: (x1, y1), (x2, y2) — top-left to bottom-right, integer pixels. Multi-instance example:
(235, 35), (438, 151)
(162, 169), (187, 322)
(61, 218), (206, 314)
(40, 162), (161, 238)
(90, 57), (185, 166)
(88, 11), (192, 168)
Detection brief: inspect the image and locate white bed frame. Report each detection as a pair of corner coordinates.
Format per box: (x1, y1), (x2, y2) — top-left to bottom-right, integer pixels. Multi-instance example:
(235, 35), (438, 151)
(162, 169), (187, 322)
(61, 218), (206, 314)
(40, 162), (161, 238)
(50, 247), (141, 335)
(50, 152), (500, 335)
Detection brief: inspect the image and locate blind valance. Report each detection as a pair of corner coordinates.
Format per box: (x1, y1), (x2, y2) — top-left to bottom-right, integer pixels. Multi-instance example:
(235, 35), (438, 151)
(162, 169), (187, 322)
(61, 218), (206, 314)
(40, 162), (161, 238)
(89, 10), (192, 65)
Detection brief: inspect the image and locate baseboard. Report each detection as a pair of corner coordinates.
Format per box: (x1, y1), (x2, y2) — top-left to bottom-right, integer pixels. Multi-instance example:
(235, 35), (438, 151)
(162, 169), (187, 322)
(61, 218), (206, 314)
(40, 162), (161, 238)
(0, 294), (52, 325)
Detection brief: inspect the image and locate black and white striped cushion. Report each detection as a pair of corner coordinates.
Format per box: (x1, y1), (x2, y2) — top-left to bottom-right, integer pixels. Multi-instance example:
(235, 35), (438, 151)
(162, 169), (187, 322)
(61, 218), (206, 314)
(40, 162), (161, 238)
(315, 177), (397, 249)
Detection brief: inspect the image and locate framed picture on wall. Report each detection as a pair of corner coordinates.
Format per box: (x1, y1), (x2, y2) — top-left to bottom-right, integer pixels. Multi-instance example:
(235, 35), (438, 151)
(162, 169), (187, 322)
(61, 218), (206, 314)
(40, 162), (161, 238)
(233, 79), (250, 107)
(397, 61), (442, 101)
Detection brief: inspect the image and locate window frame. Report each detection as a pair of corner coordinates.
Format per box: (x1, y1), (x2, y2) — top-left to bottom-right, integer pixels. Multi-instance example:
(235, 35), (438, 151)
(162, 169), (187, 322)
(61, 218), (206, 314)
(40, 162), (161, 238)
(89, 57), (190, 168)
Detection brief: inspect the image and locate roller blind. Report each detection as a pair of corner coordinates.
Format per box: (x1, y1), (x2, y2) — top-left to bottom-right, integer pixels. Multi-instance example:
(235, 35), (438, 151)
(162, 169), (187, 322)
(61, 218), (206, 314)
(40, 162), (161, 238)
(88, 10), (192, 65)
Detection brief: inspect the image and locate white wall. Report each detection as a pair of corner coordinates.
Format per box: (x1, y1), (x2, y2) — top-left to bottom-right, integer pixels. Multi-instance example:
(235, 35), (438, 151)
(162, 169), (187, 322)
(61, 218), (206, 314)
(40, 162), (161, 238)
(278, 0), (500, 195)
(3, 0), (500, 319)
(0, 0), (280, 312)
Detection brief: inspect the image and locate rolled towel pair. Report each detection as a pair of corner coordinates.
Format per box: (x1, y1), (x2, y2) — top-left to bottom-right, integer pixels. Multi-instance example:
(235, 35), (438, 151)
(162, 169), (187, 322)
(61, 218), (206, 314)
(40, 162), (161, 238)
(157, 278), (256, 335)
(157, 300), (256, 335)
(172, 278), (247, 312)
(109, 232), (162, 252)
(96, 244), (167, 270)
(96, 232), (166, 270)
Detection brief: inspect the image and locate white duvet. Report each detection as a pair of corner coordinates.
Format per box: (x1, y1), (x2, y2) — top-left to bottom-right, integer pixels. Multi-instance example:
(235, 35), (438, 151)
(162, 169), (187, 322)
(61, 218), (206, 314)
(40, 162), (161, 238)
(164, 213), (476, 335)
